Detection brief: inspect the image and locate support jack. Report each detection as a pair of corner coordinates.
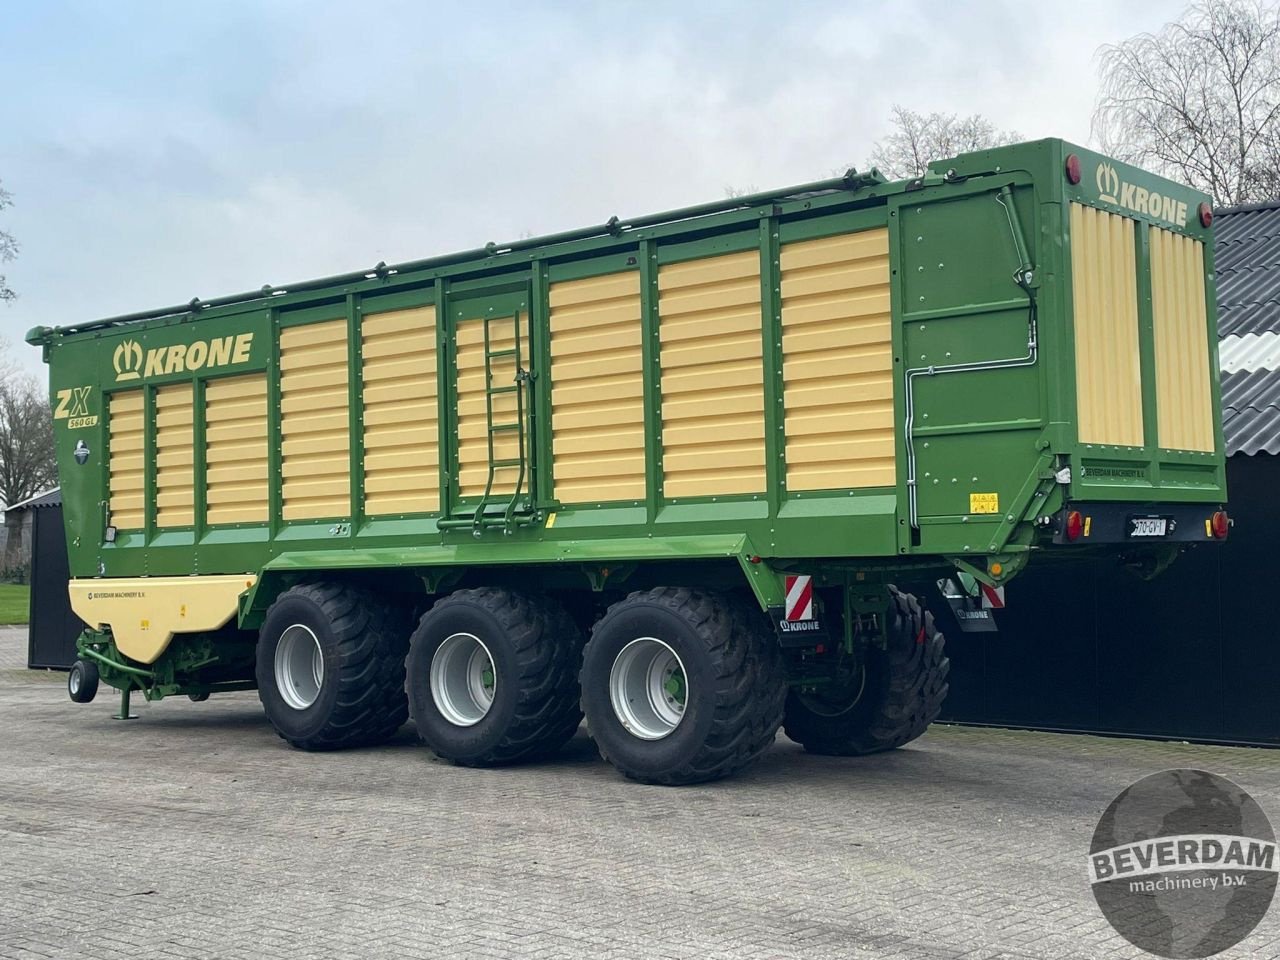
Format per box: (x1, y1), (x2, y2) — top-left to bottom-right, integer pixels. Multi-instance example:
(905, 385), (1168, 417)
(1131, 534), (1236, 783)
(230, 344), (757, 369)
(112, 687), (137, 721)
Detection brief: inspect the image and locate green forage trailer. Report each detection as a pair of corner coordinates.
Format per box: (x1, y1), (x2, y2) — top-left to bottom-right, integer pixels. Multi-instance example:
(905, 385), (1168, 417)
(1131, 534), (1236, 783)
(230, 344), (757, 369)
(32, 139), (1228, 784)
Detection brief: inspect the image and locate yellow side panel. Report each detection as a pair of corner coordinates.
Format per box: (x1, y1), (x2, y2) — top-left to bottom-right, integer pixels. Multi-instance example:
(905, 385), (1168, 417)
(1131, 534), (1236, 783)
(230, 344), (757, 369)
(549, 272), (645, 503)
(279, 318), (350, 520)
(1150, 227), (1215, 452)
(658, 250), (764, 497)
(206, 374), (269, 525)
(108, 390), (145, 530)
(361, 305), (439, 515)
(455, 315), (521, 499)
(780, 229), (894, 490)
(154, 383), (195, 527)
(69, 575), (256, 664)
(1070, 203), (1144, 447)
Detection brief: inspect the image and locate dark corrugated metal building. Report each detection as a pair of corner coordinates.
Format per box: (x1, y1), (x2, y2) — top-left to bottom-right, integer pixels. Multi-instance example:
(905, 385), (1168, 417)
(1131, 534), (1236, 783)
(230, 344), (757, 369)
(17, 489), (85, 669)
(941, 199), (1280, 746)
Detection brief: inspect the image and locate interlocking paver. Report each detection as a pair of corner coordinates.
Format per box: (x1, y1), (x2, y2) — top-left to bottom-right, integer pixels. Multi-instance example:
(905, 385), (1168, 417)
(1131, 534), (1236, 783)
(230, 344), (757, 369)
(1, 628), (1277, 959)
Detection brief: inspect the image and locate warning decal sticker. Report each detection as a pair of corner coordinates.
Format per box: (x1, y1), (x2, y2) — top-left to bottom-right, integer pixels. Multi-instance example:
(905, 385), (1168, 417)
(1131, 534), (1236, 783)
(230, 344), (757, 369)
(969, 492), (1000, 514)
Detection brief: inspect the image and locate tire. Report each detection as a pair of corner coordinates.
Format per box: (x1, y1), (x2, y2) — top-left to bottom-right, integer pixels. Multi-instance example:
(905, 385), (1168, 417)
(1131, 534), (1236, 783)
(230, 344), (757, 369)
(783, 585), (949, 756)
(256, 582), (410, 751)
(68, 659), (99, 704)
(405, 588), (583, 766)
(580, 587), (784, 786)
(188, 692), (210, 702)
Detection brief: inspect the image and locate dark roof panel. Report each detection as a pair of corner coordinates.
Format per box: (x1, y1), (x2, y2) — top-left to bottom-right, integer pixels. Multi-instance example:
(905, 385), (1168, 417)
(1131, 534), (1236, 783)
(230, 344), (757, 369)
(5, 488), (61, 511)
(1215, 203), (1280, 339)
(1215, 203), (1280, 455)
(1214, 199), (1280, 245)
(1216, 231), (1280, 269)
(1221, 368), (1280, 455)
(1220, 300), (1280, 338)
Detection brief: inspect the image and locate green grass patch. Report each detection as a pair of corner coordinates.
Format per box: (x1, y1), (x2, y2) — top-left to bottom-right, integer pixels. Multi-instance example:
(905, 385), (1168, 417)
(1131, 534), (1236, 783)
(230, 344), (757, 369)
(0, 583), (31, 624)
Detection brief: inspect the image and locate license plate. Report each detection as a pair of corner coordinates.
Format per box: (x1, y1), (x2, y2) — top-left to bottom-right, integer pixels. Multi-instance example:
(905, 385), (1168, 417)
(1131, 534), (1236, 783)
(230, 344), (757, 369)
(1128, 516), (1169, 538)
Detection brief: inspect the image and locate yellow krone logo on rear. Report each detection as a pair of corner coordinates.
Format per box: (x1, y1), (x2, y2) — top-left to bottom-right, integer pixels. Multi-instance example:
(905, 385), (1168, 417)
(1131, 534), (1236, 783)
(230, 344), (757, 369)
(1095, 161), (1189, 227)
(113, 333), (254, 382)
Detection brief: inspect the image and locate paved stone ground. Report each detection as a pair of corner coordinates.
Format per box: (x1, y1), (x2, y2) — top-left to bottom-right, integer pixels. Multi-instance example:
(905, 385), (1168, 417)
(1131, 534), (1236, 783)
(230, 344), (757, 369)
(2, 630), (1278, 960)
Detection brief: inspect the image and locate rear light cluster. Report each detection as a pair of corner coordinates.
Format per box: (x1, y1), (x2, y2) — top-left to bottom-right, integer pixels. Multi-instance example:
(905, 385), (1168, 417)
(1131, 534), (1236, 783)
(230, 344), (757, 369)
(1210, 510), (1230, 539)
(1065, 510), (1084, 541)
(1064, 154), (1082, 185)
(1199, 202), (1214, 228)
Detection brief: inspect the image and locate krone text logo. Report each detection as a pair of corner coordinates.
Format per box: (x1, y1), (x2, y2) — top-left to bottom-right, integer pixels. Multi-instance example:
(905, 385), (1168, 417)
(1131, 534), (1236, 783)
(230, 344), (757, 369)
(1095, 161), (1189, 228)
(112, 333), (255, 383)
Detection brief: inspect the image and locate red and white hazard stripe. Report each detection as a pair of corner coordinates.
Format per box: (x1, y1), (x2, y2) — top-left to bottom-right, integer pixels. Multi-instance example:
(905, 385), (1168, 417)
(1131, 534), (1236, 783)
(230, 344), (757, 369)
(980, 584), (1005, 610)
(784, 575), (814, 621)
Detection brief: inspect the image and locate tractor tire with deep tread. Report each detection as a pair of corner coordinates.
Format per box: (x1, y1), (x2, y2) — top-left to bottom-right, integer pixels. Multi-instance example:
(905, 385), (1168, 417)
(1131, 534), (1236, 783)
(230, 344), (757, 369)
(580, 587), (785, 786)
(725, 594), (788, 759)
(783, 585), (949, 756)
(405, 588), (584, 767)
(256, 582), (411, 751)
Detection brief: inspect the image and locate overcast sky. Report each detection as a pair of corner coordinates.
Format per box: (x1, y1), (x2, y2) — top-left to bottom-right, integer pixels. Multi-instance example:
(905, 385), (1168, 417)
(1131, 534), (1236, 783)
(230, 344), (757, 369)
(0, 0), (1188, 380)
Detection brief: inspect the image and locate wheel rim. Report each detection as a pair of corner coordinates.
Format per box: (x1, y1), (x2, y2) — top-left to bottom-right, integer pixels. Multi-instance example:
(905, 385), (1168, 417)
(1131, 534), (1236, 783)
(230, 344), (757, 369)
(797, 665), (867, 718)
(69, 667), (81, 695)
(430, 632), (496, 727)
(609, 637), (687, 740)
(275, 624), (324, 710)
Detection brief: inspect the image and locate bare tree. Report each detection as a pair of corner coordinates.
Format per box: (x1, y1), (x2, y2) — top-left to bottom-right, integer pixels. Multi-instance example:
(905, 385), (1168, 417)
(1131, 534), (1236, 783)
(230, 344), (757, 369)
(0, 180), (15, 303)
(866, 106), (1018, 181)
(1094, 0), (1280, 206)
(0, 374), (55, 508)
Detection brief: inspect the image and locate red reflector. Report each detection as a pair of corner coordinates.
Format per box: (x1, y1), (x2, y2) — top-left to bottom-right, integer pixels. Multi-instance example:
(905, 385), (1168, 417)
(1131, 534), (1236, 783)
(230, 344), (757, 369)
(1064, 154), (1082, 185)
(1211, 510), (1229, 539)
(1065, 510), (1084, 541)
(814, 644), (825, 655)
(1199, 202), (1214, 228)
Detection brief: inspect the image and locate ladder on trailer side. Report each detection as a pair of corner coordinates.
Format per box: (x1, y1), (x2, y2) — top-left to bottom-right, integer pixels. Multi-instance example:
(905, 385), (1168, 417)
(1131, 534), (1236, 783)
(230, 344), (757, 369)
(440, 309), (537, 536)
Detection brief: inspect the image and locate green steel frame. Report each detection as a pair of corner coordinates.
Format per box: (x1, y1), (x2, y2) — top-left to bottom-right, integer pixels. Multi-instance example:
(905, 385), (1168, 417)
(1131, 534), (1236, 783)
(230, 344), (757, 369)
(33, 138), (1226, 642)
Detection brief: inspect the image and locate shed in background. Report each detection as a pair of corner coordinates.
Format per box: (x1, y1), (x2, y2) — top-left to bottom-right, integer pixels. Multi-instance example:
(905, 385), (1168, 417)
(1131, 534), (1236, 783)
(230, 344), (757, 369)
(15, 489), (84, 669)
